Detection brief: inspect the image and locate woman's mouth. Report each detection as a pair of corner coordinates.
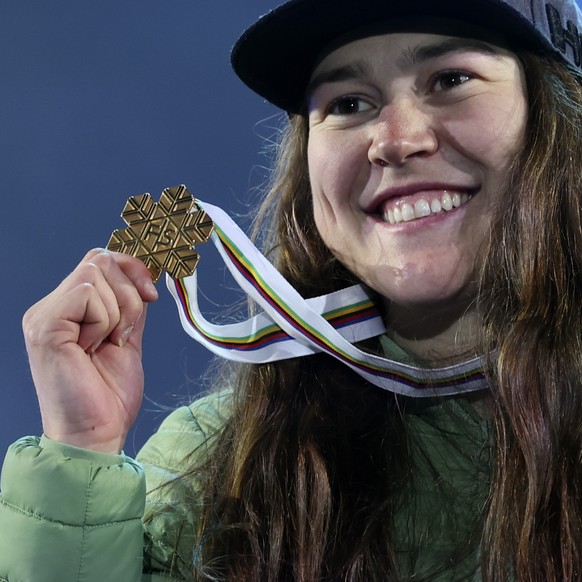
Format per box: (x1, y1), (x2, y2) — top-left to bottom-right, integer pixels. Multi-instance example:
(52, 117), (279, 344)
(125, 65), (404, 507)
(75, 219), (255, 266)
(382, 191), (473, 224)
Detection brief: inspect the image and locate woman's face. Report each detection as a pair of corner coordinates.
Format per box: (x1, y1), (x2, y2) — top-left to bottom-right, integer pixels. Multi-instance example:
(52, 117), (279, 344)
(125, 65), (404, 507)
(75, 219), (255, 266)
(307, 32), (527, 314)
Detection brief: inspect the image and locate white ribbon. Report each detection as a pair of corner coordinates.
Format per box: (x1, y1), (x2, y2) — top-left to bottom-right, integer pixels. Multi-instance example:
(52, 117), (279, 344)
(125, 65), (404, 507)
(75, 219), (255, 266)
(167, 200), (487, 398)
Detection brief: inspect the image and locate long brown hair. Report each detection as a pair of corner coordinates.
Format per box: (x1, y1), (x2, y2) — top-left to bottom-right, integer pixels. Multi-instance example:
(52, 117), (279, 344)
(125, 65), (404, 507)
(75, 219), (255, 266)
(189, 112), (410, 581)
(479, 54), (582, 580)
(147, 52), (582, 581)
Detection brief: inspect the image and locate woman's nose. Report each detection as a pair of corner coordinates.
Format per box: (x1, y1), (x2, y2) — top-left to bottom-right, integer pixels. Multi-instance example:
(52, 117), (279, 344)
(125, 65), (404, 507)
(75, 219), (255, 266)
(368, 100), (438, 167)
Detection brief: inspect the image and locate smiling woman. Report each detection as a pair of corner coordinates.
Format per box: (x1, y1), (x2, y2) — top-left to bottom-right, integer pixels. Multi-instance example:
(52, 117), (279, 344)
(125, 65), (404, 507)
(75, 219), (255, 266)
(1, 0), (582, 581)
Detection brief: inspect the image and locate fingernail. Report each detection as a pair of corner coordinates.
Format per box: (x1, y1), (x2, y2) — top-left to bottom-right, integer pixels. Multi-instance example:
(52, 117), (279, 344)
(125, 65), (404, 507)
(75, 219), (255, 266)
(118, 324), (135, 347)
(146, 279), (158, 299)
(89, 339), (103, 353)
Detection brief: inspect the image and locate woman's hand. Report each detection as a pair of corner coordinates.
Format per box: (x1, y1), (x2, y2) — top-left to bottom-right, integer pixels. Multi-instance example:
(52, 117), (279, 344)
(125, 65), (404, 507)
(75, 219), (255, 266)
(22, 249), (159, 454)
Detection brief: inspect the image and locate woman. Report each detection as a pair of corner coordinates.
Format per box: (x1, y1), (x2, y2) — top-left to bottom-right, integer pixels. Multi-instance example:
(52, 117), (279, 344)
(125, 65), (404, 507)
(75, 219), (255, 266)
(1, 0), (581, 580)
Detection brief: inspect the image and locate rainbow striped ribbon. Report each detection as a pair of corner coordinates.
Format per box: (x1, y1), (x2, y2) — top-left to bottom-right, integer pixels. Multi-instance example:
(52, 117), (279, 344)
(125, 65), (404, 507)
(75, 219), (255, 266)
(166, 201), (487, 397)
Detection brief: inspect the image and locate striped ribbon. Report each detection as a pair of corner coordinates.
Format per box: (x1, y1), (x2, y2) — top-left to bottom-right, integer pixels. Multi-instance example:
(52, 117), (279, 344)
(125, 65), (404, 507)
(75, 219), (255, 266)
(166, 200), (487, 397)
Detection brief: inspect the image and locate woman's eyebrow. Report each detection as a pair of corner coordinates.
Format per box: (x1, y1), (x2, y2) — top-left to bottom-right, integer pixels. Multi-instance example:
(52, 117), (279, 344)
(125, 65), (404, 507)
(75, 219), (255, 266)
(306, 61), (372, 98)
(306, 38), (501, 99)
(400, 38), (501, 68)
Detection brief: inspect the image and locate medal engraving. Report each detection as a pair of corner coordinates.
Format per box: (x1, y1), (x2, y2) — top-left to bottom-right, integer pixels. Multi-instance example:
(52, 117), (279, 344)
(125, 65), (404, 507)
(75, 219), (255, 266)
(106, 185), (213, 282)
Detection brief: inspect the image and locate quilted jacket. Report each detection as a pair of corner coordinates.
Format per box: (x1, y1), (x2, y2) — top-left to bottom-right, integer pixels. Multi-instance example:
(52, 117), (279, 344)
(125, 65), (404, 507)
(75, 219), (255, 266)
(0, 386), (489, 581)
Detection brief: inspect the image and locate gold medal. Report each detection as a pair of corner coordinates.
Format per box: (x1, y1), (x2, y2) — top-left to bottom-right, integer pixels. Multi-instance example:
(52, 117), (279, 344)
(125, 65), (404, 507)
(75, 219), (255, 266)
(106, 185), (214, 283)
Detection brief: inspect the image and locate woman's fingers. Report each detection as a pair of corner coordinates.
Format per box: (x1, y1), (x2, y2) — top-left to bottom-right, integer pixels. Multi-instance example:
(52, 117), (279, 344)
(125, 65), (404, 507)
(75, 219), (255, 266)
(27, 249), (158, 352)
(82, 248), (158, 301)
(76, 253), (145, 349)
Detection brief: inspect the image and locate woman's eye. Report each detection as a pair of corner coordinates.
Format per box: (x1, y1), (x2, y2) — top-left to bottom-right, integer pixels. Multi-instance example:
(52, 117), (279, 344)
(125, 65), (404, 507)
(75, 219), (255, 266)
(328, 96), (373, 116)
(430, 71), (472, 92)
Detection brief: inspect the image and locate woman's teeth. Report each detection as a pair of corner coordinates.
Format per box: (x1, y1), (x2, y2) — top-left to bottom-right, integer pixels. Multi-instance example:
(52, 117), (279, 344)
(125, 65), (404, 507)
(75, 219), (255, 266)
(384, 191), (471, 224)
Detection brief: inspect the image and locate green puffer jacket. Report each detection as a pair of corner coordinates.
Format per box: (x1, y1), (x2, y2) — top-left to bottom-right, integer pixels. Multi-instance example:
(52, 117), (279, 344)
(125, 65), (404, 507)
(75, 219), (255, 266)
(0, 390), (232, 582)
(0, 387), (490, 581)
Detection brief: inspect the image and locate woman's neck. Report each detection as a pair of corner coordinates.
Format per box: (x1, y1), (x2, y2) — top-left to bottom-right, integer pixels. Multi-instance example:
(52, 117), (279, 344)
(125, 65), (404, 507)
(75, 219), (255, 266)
(385, 299), (480, 365)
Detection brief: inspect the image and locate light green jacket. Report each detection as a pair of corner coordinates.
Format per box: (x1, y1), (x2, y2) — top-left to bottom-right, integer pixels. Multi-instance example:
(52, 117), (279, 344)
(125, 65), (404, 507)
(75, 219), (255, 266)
(0, 386), (489, 581)
(0, 390), (232, 581)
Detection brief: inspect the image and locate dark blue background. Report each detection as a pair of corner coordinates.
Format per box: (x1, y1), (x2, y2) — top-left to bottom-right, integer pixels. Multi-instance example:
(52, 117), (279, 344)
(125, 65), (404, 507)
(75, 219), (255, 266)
(0, 0), (277, 456)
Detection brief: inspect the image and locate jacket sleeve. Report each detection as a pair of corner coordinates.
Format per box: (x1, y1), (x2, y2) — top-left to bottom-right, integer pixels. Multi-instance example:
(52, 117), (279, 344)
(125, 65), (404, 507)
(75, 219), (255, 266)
(0, 390), (230, 582)
(0, 435), (146, 581)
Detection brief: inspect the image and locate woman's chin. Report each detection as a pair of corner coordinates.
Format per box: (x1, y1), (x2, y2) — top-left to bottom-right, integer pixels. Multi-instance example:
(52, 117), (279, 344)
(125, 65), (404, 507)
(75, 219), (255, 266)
(368, 269), (477, 310)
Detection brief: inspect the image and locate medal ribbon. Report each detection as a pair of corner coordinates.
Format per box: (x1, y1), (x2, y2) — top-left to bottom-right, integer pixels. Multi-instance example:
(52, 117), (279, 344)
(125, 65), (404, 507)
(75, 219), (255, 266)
(167, 200), (487, 397)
